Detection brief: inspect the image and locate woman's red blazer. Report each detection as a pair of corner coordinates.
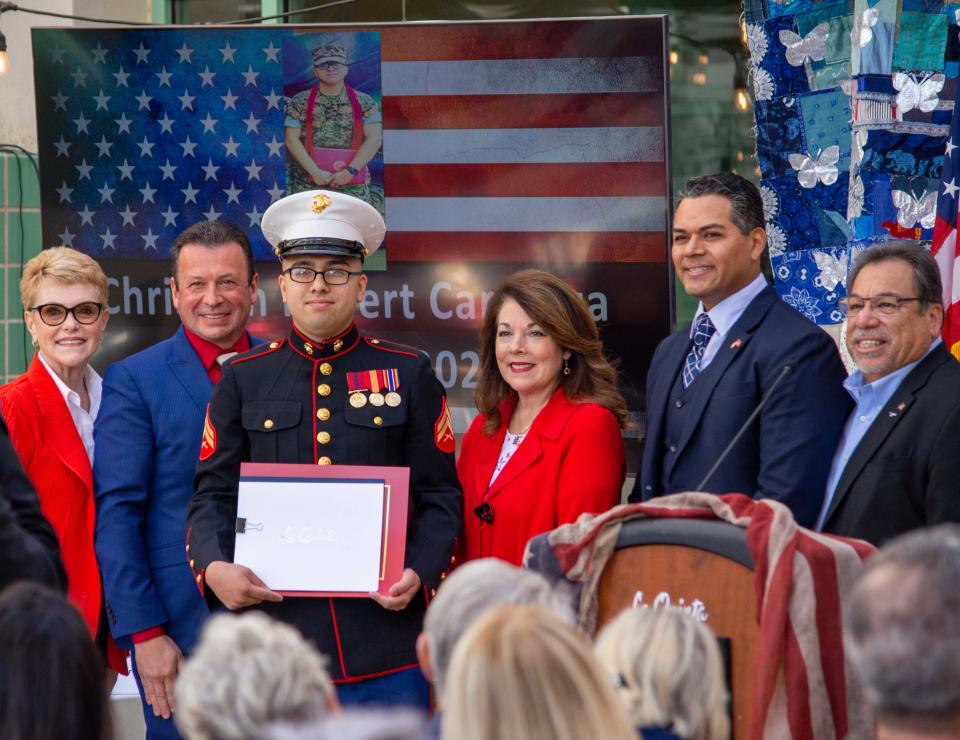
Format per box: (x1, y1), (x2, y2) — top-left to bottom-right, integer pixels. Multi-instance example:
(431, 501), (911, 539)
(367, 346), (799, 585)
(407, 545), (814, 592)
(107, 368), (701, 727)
(0, 355), (126, 672)
(457, 386), (625, 566)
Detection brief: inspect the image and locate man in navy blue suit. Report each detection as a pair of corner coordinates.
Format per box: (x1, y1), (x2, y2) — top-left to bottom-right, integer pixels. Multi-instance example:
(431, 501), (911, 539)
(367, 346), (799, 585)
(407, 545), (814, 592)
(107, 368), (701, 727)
(94, 220), (262, 738)
(629, 173), (850, 527)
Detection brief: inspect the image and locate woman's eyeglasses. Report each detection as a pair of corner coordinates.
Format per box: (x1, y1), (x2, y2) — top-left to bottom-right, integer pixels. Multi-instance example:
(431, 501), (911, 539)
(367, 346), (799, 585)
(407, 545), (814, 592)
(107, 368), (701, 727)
(30, 302), (105, 326)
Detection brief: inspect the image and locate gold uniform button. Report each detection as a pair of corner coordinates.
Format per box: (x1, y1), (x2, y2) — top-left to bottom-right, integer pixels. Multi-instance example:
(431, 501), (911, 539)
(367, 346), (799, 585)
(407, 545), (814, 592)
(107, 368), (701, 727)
(431, 588), (437, 597)
(318, 456), (332, 466)
(189, 559), (195, 568)
(317, 431), (331, 444)
(440, 572), (446, 580)
(269, 341), (279, 349)
(196, 574), (202, 584)
(320, 362), (333, 376)
(317, 384), (331, 396)
(371, 338), (380, 344)
(185, 544), (190, 553)
(263, 419), (274, 430)
(373, 416), (383, 426)
(317, 408), (331, 421)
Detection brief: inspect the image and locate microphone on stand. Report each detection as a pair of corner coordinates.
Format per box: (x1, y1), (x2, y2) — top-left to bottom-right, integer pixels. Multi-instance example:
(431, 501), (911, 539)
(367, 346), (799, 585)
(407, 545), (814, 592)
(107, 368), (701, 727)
(695, 361), (796, 492)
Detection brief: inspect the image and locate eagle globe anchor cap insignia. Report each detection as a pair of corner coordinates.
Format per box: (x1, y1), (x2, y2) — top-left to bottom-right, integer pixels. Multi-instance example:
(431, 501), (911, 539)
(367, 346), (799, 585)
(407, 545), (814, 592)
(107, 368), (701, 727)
(312, 193), (332, 214)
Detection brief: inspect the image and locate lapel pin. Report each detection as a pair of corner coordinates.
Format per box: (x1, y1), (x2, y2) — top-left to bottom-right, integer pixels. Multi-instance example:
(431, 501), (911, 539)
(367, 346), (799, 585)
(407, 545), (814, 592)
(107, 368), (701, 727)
(730, 338), (743, 349)
(888, 401), (907, 418)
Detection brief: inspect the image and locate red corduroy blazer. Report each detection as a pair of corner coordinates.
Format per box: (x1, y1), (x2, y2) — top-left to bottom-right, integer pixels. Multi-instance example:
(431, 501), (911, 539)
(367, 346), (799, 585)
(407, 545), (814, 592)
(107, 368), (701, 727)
(457, 386), (625, 566)
(0, 355), (126, 672)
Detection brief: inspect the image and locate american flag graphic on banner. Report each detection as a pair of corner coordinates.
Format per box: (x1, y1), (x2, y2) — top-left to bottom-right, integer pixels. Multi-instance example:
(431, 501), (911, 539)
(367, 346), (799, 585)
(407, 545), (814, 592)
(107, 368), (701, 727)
(35, 20), (668, 267)
(933, 94), (960, 358)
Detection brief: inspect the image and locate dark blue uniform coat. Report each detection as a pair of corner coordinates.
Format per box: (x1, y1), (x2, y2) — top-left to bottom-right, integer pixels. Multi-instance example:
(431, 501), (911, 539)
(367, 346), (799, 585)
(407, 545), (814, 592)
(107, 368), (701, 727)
(186, 323), (462, 681)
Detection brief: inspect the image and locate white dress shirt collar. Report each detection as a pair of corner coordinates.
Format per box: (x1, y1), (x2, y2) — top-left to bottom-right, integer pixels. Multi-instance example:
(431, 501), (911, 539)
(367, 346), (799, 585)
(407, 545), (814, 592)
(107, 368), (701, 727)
(37, 352), (102, 464)
(691, 273), (769, 340)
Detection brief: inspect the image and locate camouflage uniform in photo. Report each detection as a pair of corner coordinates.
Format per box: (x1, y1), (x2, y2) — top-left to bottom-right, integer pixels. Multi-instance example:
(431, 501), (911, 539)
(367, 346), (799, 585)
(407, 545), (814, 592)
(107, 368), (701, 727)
(285, 78), (383, 212)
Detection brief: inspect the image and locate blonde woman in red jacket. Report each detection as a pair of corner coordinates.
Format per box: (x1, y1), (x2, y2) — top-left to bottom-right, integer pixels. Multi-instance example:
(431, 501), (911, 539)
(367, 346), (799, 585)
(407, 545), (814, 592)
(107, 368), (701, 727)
(0, 247), (126, 678)
(458, 269), (628, 566)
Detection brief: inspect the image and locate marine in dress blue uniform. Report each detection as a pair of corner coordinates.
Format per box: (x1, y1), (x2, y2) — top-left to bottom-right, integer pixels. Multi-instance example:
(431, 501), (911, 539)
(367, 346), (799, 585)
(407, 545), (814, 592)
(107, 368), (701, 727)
(185, 191), (462, 707)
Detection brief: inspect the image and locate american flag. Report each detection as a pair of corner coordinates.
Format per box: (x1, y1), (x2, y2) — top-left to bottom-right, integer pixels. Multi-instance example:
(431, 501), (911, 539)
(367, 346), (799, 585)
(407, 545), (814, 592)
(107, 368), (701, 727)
(34, 28), (286, 260)
(933, 93), (960, 358)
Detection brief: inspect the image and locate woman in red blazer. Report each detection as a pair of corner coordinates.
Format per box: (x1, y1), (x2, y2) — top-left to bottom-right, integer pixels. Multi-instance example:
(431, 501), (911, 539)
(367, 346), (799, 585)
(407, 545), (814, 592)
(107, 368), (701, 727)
(458, 269), (628, 566)
(0, 247), (126, 676)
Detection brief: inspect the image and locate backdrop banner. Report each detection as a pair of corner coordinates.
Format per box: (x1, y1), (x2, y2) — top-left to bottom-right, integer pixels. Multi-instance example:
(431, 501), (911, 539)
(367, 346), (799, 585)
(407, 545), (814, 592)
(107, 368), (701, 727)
(32, 16), (672, 466)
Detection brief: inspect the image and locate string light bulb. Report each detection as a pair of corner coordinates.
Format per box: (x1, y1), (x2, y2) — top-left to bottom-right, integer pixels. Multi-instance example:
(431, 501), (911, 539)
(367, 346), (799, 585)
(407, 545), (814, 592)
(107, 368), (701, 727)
(733, 64), (750, 112)
(0, 28), (7, 77)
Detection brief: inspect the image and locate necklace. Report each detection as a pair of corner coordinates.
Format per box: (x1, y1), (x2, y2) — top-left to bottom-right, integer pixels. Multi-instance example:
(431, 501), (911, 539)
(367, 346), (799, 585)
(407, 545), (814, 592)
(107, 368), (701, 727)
(507, 398), (550, 439)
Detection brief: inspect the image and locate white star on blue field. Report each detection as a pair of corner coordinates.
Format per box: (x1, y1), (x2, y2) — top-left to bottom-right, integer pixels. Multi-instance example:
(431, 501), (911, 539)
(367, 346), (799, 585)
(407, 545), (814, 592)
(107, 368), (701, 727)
(35, 28), (288, 259)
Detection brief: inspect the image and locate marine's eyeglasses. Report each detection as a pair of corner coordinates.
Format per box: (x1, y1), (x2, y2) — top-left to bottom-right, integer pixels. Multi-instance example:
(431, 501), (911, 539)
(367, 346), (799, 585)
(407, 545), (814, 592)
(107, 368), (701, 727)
(282, 267), (361, 285)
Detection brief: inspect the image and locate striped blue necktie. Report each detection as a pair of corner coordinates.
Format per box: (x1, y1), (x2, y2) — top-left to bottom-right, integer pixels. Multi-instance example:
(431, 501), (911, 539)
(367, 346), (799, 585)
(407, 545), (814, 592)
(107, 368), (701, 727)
(682, 313), (717, 389)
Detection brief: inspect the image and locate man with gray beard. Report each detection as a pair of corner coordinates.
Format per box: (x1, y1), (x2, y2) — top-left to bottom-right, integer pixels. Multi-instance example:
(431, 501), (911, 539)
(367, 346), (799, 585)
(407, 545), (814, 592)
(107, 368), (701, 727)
(817, 241), (960, 544)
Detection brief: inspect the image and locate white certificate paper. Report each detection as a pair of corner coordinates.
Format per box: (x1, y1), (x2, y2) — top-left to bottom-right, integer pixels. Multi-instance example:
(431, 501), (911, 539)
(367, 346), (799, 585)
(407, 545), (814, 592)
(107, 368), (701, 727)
(234, 478), (386, 593)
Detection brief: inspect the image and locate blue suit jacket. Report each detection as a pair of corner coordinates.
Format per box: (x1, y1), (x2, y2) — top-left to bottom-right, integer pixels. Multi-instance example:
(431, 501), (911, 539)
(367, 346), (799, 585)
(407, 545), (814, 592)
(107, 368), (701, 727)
(629, 287), (851, 528)
(93, 327), (263, 651)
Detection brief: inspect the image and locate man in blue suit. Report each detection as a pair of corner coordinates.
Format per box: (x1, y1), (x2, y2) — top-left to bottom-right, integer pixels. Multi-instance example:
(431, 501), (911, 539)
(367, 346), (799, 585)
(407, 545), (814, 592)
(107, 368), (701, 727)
(628, 173), (850, 527)
(94, 220), (262, 738)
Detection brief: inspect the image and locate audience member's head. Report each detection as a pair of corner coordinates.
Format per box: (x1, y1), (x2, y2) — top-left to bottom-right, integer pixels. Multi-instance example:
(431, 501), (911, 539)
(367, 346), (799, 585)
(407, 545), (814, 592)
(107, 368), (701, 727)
(442, 604), (636, 740)
(175, 612), (338, 740)
(417, 557), (572, 702)
(844, 524), (960, 739)
(0, 582), (111, 740)
(595, 607), (729, 740)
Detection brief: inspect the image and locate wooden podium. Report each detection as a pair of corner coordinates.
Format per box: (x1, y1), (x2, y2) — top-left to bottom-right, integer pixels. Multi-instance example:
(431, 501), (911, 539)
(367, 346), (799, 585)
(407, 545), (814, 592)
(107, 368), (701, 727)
(595, 518), (759, 739)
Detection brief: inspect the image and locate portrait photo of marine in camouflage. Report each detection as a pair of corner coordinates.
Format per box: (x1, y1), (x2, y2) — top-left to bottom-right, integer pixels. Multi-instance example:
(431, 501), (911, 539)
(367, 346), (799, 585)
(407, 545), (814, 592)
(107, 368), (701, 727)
(284, 35), (384, 213)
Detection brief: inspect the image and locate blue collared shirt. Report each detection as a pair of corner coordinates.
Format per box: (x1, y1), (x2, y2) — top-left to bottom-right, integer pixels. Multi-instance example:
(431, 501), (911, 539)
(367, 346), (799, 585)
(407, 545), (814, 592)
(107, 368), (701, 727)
(692, 273), (768, 371)
(815, 338), (941, 530)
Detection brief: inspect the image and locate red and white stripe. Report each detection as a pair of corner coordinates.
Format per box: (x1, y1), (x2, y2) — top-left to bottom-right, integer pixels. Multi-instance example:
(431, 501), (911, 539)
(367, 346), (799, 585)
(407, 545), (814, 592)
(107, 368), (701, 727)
(377, 20), (669, 263)
(931, 228), (960, 358)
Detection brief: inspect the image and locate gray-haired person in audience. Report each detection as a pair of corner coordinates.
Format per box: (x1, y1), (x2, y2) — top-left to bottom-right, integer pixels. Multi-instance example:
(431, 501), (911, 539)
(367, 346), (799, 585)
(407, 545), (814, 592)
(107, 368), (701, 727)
(844, 524), (960, 740)
(595, 608), (729, 740)
(174, 612), (339, 740)
(416, 558), (573, 739)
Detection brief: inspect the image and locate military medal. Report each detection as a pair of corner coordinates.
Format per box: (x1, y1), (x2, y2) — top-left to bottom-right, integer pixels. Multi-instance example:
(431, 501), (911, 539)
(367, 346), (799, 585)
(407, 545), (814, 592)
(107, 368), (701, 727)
(368, 370), (386, 407)
(383, 368), (401, 406)
(347, 369), (399, 409)
(350, 392), (367, 408)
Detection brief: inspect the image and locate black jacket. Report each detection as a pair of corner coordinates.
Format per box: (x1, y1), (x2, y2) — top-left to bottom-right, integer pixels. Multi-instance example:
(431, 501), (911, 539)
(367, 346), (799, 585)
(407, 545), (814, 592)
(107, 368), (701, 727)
(0, 414), (66, 592)
(822, 342), (960, 546)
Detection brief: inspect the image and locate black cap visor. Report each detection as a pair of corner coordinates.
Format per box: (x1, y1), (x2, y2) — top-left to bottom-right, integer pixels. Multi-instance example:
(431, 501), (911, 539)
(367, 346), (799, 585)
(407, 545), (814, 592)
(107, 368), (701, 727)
(276, 237), (366, 261)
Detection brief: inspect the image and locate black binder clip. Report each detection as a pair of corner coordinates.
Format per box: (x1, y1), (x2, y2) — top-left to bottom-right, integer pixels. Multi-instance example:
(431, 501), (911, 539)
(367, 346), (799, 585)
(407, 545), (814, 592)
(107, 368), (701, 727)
(235, 518), (263, 533)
